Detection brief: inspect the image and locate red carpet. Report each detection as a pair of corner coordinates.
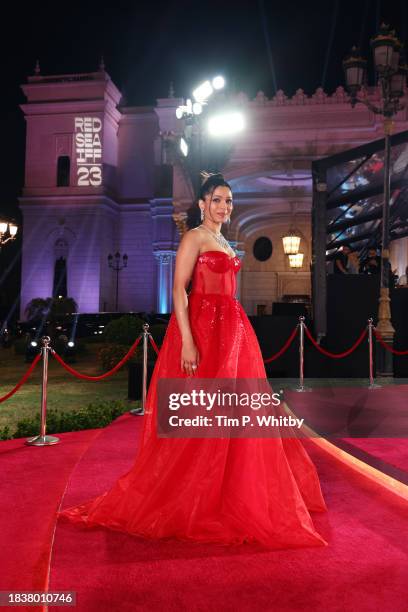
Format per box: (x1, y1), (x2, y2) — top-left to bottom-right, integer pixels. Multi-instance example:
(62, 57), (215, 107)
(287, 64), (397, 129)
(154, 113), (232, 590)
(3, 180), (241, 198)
(284, 385), (408, 487)
(0, 427), (101, 599)
(43, 414), (408, 612)
(284, 385), (408, 440)
(341, 438), (408, 473)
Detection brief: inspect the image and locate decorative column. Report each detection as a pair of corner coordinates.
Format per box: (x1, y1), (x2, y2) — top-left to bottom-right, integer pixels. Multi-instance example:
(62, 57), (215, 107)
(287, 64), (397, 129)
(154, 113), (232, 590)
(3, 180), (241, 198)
(154, 250), (176, 313)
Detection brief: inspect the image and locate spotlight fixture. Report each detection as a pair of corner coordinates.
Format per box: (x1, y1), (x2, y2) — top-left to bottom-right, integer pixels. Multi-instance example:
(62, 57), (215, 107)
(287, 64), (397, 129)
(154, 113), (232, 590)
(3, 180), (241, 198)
(176, 76), (226, 119)
(180, 137), (189, 157)
(207, 112), (245, 137)
(212, 76), (225, 90)
(192, 80), (213, 104)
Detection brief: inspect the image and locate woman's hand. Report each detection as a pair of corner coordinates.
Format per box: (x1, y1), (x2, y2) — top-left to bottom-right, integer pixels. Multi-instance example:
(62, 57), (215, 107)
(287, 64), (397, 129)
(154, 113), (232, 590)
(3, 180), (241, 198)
(181, 339), (200, 376)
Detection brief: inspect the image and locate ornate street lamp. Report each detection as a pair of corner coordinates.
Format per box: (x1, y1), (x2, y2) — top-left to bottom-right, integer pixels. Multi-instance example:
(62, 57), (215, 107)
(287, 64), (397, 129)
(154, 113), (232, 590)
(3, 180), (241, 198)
(108, 252), (128, 312)
(343, 24), (408, 359)
(0, 219), (18, 248)
(371, 26), (398, 73)
(343, 47), (367, 98)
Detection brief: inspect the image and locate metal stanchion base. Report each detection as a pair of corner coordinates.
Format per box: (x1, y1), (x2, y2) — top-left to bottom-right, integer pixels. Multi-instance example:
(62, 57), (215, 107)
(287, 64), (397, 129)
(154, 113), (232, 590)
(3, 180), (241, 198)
(130, 407), (145, 416)
(293, 385), (313, 393)
(368, 382), (382, 390)
(26, 434), (60, 446)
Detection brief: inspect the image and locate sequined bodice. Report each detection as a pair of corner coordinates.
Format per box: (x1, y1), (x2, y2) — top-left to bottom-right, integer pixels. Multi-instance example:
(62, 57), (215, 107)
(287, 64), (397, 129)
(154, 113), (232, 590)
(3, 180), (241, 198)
(189, 250), (241, 298)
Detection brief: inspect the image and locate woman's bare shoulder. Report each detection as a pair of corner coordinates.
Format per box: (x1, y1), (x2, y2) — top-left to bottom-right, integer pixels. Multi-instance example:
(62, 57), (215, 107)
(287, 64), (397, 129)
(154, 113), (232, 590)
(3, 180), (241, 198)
(180, 227), (205, 249)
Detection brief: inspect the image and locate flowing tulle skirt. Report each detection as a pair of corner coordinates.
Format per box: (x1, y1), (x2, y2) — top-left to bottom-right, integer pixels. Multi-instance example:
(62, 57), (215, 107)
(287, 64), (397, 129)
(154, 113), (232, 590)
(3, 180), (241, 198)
(59, 294), (327, 549)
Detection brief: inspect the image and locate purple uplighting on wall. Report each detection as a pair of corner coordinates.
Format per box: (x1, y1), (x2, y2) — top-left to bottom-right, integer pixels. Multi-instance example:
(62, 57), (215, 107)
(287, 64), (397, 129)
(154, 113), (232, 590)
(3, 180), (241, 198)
(19, 69), (172, 318)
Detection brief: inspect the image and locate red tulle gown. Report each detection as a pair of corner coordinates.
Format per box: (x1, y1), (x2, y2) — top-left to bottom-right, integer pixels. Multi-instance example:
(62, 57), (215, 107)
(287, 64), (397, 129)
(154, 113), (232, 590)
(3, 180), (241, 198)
(59, 250), (327, 549)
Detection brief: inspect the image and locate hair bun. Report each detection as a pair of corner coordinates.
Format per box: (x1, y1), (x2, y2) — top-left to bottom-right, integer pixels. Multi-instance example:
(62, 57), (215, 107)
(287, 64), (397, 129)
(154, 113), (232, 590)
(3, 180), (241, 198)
(197, 172), (231, 203)
(200, 171), (224, 185)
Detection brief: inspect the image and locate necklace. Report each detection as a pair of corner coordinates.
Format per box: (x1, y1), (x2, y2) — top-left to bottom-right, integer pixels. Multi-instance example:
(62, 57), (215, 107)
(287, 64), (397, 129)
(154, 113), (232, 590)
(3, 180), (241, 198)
(198, 224), (234, 254)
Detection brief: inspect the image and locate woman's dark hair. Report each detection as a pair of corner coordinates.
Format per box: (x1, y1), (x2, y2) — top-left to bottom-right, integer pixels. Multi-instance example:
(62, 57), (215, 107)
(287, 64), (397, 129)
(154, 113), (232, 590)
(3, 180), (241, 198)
(198, 173), (231, 201)
(187, 172), (232, 229)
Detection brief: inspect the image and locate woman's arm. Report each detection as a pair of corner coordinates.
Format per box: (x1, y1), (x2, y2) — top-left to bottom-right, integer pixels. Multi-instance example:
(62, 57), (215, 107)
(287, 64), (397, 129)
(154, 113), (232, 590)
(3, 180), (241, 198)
(172, 230), (201, 376)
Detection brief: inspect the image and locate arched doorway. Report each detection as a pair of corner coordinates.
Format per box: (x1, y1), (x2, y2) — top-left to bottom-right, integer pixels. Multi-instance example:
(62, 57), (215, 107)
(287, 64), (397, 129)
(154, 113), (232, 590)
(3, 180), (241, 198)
(53, 238), (69, 298)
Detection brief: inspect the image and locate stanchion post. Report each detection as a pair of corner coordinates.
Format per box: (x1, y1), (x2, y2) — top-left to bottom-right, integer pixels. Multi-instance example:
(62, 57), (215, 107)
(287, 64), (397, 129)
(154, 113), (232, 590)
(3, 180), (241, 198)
(295, 317), (312, 393)
(368, 318), (381, 390)
(26, 336), (60, 446)
(130, 323), (150, 415)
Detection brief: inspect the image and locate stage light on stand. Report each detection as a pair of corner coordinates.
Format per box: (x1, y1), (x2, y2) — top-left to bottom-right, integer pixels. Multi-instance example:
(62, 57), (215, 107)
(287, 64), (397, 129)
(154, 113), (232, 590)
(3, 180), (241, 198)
(207, 112), (245, 137)
(193, 80), (213, 103)
(212, 76), (225, 90)
(180, 137), (189, 157)
(176, 99), (204, 119)
(174, 74), (235, 205)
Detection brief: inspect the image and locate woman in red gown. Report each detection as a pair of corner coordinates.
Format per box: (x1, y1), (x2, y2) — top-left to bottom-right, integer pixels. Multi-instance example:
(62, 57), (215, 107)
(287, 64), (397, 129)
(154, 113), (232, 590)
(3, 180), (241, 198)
(59, 173), (327, 549)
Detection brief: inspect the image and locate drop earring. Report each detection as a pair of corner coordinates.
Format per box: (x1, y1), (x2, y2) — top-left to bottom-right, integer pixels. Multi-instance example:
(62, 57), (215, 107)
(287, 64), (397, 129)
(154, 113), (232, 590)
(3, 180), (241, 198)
(200, 208), (204, 222)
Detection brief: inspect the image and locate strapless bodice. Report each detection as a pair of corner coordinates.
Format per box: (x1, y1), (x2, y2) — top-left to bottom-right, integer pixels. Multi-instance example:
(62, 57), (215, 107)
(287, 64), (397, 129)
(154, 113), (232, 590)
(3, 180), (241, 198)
(189, 250), (241, 298)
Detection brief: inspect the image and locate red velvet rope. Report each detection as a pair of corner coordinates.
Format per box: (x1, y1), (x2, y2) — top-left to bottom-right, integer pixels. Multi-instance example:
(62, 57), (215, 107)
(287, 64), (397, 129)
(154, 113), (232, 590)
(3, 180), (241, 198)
(0, 353), (42, 403)
(374, 329), (408, 355)
(304, 325), (368, 359)
(149, 335), (161, 355)
(263, 325), (299, 363)
(52, 335), (142, 380)
(149, 326), (299, 364)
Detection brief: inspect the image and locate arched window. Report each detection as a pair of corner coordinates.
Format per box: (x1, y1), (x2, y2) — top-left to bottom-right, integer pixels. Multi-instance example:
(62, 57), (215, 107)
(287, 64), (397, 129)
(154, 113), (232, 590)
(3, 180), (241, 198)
(53, 257), (67, 297)
(57, 156), (70, 187)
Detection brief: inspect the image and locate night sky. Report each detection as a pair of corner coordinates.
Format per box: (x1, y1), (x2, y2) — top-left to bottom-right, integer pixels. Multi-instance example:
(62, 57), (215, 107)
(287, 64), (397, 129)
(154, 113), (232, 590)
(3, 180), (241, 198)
(0, 0), (407, 318)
